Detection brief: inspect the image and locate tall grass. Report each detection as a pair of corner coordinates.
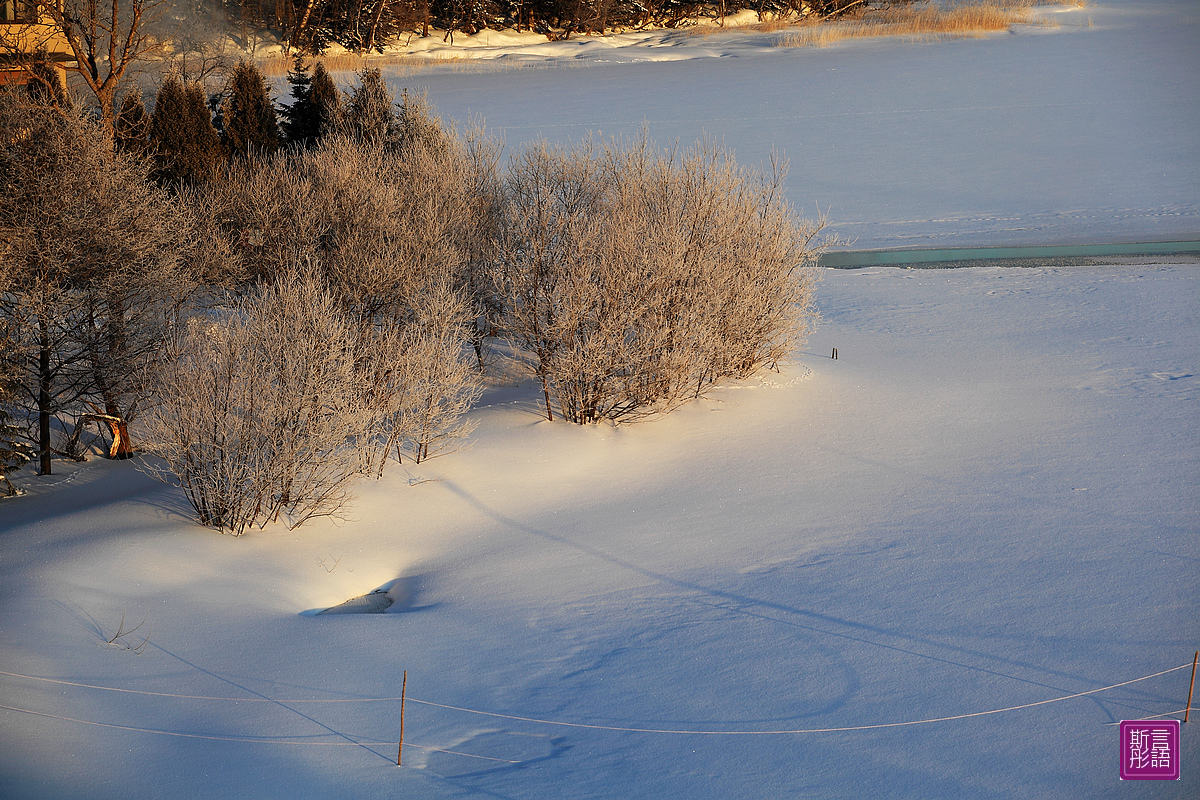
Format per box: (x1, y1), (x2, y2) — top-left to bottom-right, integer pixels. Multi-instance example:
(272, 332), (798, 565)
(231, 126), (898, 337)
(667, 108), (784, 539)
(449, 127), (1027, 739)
(778, 1), (1050, 49)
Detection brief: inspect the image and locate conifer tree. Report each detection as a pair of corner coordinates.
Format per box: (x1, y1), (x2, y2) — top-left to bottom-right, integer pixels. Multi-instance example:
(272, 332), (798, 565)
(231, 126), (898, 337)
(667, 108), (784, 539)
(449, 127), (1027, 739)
(114, 92), (152, 159)
(280, 58), (341, 149)
(0, 295), (32, 496)
(279, 54), (314, 146)
(152, 74), (223, 185)
(343, 68), (394, 145)
(24, 57), (71, 110)
(309, 62), (343, 141)
(221, 61), (280, 159)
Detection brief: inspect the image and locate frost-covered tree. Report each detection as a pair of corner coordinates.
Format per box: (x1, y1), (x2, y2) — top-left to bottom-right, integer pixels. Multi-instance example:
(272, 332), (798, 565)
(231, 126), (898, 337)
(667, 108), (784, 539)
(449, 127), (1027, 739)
(0, 272), (33, 496)
(0, 401), (32, 497)
(493, 135), (826, 424)
(0, 94), (193, 473)
(36, 0), (167, 137)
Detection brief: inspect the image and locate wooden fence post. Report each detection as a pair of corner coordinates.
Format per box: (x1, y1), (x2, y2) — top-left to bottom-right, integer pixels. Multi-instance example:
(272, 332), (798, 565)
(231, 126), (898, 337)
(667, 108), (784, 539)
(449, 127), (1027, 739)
(398, 670), (407, 765)
(1185, 651), (1197, 723)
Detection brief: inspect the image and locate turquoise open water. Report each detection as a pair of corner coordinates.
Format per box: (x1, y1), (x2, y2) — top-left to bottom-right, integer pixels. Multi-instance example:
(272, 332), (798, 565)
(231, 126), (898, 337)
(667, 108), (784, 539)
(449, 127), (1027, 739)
(818, 241), (1200, 268)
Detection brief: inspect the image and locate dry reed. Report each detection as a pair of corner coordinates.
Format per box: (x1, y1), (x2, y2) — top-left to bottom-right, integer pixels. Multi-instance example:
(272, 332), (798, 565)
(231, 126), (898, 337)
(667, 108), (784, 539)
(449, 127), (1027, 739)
(777, 2), (1045, 48)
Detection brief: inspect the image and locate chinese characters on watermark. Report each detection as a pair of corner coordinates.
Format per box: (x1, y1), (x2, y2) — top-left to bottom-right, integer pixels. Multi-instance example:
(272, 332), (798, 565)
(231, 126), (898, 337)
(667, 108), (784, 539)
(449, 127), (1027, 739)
(1120, 720), (1179, 781)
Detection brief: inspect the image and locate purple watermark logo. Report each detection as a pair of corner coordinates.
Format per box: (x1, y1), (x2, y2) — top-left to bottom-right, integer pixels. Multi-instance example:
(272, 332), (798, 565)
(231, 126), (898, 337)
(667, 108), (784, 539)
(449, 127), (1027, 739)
(1120, 720), (1179, 781)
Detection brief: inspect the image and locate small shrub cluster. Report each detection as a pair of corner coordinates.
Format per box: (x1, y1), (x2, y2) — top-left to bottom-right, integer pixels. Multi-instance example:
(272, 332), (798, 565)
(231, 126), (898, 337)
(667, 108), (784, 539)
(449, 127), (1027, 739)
(137, 81), (492, 534)
(139, 272), (478, 534)
(2, 72), (824, 534)
(495, 136), (823, 423)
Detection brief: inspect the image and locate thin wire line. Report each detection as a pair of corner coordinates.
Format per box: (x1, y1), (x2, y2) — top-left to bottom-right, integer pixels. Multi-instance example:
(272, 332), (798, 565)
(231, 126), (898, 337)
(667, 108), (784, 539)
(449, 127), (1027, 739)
(2, 663), (1189, 734)
(405, 663), (1193, 735)
(404, 742), (520, 763)
(0, 704), (516, 762)
(1103, 708), (1188, 724)
(0, 670), (400, 702)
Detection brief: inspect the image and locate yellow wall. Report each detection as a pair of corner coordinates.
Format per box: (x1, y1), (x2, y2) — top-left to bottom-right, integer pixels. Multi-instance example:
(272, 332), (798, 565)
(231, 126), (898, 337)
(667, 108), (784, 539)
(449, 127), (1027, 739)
(1, 3), (75, 69)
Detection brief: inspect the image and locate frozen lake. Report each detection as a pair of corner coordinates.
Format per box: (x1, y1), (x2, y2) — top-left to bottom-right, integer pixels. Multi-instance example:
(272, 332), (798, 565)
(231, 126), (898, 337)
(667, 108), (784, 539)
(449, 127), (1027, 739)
(369, 0), (1200, 250)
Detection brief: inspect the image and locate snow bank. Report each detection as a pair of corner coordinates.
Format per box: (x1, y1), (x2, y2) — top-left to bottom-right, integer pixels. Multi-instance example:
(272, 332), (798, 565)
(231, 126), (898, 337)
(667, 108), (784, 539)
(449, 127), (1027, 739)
(1, 264), (1196, 798)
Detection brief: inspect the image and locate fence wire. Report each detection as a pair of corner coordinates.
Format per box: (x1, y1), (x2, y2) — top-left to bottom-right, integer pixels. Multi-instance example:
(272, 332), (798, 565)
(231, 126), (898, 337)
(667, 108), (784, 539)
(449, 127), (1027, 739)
(0, 662), (1190, 748)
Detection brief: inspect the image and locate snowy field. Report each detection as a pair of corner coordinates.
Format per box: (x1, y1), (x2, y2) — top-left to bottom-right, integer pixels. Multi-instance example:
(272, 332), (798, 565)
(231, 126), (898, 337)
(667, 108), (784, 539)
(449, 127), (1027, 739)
(3, 2), (1199, 799)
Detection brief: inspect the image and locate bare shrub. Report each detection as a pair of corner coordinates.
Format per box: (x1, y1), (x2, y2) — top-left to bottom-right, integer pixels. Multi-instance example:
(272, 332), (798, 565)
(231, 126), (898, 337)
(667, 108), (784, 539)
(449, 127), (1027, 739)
(493, 135), (825, 424)
(104, 611), (151, 654)
(398, 96), (506, 367)
(140, 272), (377, 535)
(198, 97), (501, 321)
(492, 138), (612, 421)
(171, 107), (491, 500)
(352, 280), (482, 478)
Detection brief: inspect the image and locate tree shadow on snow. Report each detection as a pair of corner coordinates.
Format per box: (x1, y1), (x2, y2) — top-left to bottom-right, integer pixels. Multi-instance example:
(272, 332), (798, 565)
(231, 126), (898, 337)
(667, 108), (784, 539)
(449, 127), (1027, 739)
(436, 479), (1146, 717)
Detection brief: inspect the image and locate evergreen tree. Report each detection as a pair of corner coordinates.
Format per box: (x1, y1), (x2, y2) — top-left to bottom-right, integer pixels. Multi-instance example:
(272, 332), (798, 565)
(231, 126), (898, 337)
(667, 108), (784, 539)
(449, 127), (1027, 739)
(185, 80), (224, 176)
(279, 53), (315, 146)
(114, 91), (152, 159)
(309, 62), (343, 141)
(279, 58), (341, 149)
(24, 56), (71, 109)
(221, 61), (280, 159)
(395, 88), (447, 155)
(343, 68), (394, 145)
(0, 404), (32, 497)
(152, 74), (223, 185)
(0, 313), (32, 496)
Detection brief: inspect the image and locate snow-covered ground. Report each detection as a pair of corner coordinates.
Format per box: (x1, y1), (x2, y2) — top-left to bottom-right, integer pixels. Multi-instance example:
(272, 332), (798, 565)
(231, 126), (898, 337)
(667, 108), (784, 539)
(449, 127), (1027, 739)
(3, 3), (1198, 798)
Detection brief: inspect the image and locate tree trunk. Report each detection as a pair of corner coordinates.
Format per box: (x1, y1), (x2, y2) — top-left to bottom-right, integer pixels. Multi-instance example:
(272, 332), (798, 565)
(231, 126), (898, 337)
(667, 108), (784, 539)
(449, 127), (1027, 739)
(104, 400), (133, 459)
(291, 0), (321, 51)
(539, 370), (553, 422)
(365, 0), (387, 52)
(99, 291), (133, 459)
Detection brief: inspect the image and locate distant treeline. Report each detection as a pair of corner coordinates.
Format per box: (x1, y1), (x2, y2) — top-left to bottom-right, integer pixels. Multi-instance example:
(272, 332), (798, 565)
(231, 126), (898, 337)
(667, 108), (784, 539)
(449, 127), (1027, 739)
(224, 0), (873, 53)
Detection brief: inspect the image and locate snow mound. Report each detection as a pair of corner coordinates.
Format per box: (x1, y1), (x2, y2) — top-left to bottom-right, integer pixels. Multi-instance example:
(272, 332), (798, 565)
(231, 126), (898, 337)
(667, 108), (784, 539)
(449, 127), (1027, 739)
(313, 574), (433, 615)
(316, 589), (393, 614)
